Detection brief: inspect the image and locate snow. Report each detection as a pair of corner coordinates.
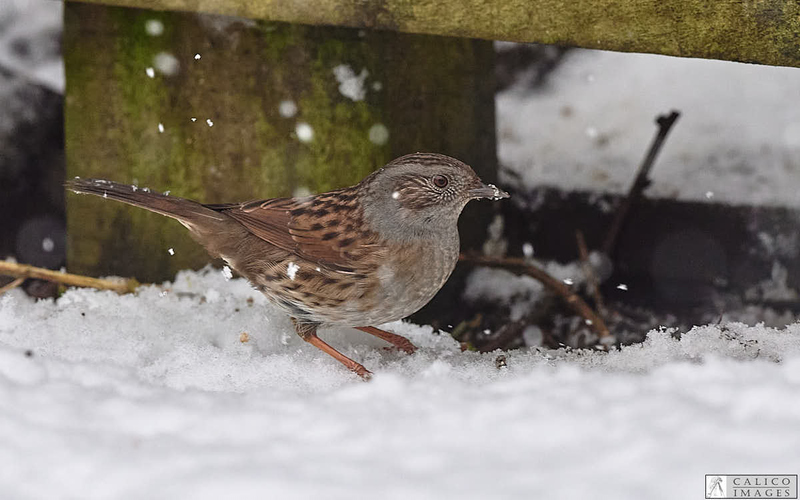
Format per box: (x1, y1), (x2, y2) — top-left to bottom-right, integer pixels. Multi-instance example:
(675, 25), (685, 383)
(286, 261), (299, 280)
(368, 123), (389, 145)
(279, 99), (298, 118)
(332, 64), (368, 101)
(221, 265), (233, 280)
(295, 122), (314, 142)
(144, 19), (164, 37)
(153, 52), (179, 76)
(497, 49), (800, 207)
(0, 0), (63, 94)
(2, 268), (799, 498)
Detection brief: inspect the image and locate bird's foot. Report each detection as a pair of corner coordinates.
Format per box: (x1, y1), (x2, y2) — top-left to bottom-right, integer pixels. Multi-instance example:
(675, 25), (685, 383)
(355, 326), (417, 354)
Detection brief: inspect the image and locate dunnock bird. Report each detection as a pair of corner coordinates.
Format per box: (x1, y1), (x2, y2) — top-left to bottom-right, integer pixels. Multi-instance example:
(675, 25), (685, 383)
(67, 153), (509, 378)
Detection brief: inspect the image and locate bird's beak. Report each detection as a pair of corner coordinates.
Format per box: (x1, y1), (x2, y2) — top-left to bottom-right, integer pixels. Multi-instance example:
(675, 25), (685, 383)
(469, 182), (510, 200)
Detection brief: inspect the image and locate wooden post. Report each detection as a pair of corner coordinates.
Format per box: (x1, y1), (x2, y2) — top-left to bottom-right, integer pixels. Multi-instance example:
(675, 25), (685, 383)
(64, 3), (496, 283)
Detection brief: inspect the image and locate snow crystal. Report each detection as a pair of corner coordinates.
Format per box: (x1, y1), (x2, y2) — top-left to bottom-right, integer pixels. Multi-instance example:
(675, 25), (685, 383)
(295, 122), (314, 142)
(206, 118), (213, 127)
(287, 262), (299, 280)
(157, 122), (164, 133)
(153, 52), (179, 76)
(167, 248), (174, 256)
(368, 123), (389, 145)
(191, 117), (197, 122)
(221, 266), (232, 280)
(332, 64), (368, 101)
(278, 100), (297, 118)
(145, 67), (155, 78)
(617, 283), (628, 291)
(522, 242), (534, 257)
(391, 191), (400, 200)
(144, 19), (164, 36)
(41, 237), (54, 252)
(194, 53), (201, 60)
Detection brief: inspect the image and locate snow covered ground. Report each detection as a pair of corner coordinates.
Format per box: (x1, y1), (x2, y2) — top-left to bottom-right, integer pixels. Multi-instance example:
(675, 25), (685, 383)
(2, 3), (800, 497)
(2, 268), (800, 499)
(497, 48), (800, 207)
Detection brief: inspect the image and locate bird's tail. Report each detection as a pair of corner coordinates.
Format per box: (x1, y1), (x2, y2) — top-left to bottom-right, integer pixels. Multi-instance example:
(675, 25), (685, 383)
(65, 178), (228, 230)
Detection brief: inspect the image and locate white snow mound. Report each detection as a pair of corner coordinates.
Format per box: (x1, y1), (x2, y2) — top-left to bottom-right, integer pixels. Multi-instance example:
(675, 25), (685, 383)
(1, 268), (799, 499)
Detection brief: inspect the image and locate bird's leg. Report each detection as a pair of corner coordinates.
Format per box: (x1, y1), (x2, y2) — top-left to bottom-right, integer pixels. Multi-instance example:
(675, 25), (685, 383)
(355, 326), (417, 354)
(293, 321), (372, 379)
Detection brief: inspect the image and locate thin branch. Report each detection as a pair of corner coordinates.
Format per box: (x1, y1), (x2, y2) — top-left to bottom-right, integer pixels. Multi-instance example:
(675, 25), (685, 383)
(602, 110), (681, 255)
(460, 254), (611, 339)
(576, 230), (605, 313)
(0, 261), (138, 294)
(0, 277), (25, 296)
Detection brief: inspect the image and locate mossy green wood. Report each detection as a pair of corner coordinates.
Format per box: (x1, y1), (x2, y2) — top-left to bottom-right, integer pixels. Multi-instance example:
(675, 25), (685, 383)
(71, 0), (800, 68)
(65, 3), (496, 283)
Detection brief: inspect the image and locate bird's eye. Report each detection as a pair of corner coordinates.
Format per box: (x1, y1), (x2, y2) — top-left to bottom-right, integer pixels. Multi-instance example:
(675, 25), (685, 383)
(432, 175), (449, 188)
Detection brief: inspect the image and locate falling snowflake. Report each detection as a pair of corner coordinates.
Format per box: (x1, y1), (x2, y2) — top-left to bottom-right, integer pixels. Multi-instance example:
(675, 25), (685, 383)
(279, 100), (297, 118)
(522, 243), (534, 258)
(295, 123), (313, 142)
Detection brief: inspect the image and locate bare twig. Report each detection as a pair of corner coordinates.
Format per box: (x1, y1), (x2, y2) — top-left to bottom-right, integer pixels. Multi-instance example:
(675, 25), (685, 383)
(576, 230), (605, 313)
(602, 110), (681, 255)
(0, 277), (25, 296)
(460, 254), (611, 339)
(0, 261), (138, 294)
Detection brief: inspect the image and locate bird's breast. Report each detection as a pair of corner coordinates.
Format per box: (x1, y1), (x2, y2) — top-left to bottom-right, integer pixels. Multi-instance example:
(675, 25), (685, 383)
(364, 233), (459, 324)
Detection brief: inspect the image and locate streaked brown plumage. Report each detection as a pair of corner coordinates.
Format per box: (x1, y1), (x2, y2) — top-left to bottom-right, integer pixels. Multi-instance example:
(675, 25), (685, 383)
(66, 153), (509, 378)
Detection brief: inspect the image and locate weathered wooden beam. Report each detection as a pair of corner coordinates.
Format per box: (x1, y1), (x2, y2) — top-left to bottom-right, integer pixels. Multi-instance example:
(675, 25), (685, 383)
(69, 0), (800, 68)
(64, 3), (496, 284)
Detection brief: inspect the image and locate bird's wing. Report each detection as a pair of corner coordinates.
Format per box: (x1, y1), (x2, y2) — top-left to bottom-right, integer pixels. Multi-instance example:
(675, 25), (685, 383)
(204, 188), (381, 270)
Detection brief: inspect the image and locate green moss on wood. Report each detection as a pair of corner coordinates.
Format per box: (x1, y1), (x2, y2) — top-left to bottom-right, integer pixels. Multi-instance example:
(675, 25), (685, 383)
(71, 0), (800, 68)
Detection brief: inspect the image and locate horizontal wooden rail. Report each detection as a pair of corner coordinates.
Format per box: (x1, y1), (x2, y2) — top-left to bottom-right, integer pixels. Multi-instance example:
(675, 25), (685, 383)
(70, 0), (800, 68)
